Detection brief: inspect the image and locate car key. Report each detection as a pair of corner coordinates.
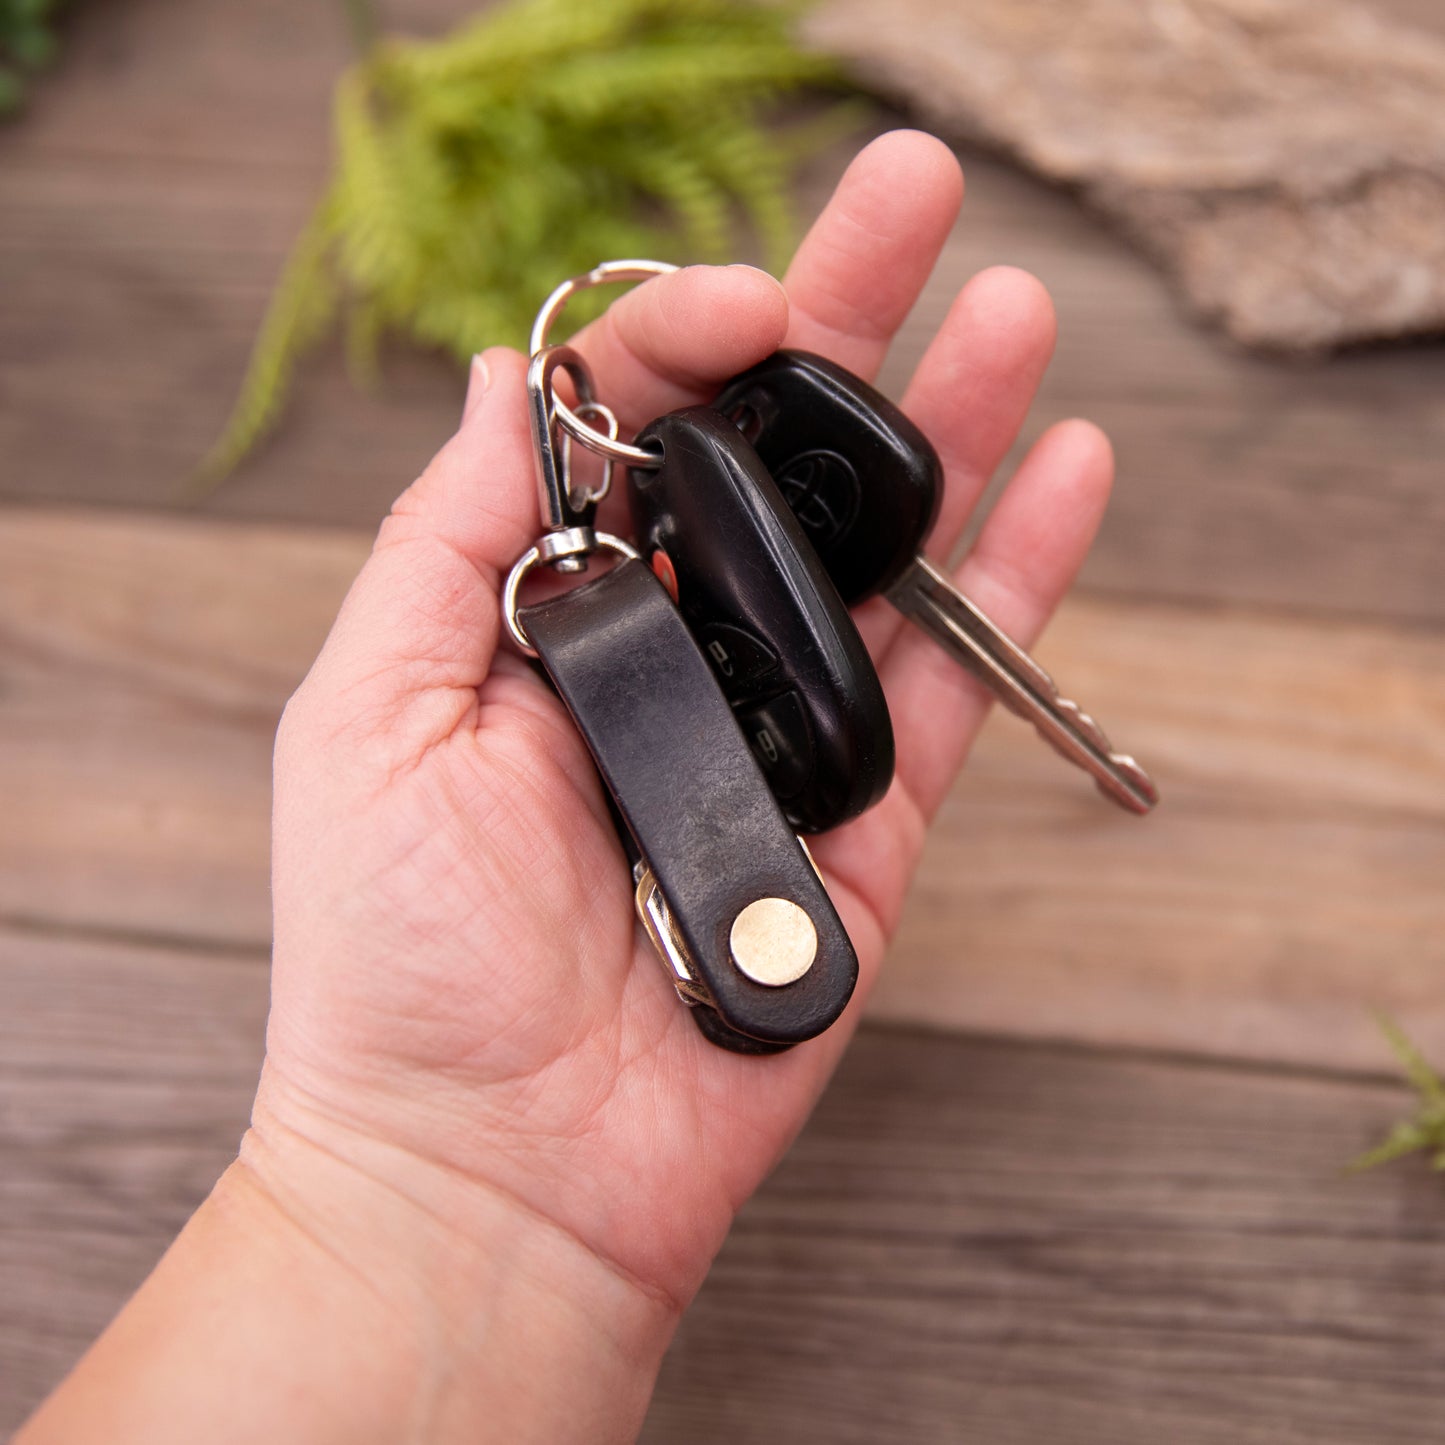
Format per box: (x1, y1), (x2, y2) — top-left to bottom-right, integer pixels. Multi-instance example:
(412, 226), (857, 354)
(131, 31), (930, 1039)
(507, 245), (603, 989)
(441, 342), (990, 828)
(626, 404), (894, 834)
(504, 345), (858, 1051)
(715, 350), (1159, 814)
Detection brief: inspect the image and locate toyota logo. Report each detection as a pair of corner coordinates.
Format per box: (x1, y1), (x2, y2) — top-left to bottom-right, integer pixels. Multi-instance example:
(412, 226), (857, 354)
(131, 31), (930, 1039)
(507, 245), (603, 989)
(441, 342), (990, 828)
(773, 449), (860, 545)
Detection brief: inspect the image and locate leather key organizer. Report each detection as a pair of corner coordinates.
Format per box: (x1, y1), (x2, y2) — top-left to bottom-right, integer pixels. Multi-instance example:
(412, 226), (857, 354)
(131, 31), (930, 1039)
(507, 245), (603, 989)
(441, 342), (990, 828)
(518, 557), (858, 1052)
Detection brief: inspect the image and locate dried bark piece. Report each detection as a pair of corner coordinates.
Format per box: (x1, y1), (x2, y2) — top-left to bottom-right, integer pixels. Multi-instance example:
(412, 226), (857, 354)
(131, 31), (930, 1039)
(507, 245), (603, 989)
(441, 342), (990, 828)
(808, 0), (1445, 351)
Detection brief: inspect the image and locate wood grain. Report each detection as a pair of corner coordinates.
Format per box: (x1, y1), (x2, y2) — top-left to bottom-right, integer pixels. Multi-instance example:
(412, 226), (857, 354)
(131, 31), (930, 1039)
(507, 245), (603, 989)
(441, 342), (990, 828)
(878, 597), (1445, 1071)
(644, 1028), (1445, 1445)
(4, 939), (1440, 1442)
(0, 508), (366, 943)
(2, 506), (1441, 1072)
(1, 0), (1442, 628)
(857, 149), (1445, 631)
(2, 4), (1443, 1436)
(0, 926), (267, 1426)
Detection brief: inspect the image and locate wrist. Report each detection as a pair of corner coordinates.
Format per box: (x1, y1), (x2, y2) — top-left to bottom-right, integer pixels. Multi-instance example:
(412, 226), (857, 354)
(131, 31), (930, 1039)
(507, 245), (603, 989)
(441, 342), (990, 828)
(232, 1090), (681, 1444)
(22, 1087), (680, 1445)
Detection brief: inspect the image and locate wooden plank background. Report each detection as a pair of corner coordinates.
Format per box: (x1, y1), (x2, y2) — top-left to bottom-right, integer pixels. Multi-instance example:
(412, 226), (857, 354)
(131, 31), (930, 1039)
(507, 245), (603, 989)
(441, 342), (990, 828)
(2, 508), (1441, 1072)
(8, 933), (1445, 1445)
(2, 0), (1444, 1437)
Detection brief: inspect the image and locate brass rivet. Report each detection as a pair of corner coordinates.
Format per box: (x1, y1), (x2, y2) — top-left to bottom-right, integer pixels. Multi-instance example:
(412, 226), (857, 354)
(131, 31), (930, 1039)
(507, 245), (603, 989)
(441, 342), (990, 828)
(729, 898), (817, 987)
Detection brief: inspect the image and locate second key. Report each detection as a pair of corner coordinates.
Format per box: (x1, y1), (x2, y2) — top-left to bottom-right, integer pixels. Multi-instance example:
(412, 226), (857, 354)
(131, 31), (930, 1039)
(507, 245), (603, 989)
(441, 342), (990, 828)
(715, 349), (1159, 815)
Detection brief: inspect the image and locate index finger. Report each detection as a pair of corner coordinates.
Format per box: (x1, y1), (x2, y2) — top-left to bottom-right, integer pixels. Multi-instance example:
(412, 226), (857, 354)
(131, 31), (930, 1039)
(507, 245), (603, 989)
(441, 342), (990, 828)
(783, 130), (963, 378)
(567, 263), (789, 436)
(565, 129), (965, 439)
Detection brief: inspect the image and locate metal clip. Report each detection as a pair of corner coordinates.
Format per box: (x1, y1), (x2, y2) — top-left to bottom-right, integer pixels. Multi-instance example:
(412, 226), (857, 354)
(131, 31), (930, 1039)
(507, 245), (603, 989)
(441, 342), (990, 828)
(527, 344), (604, 572)
(634, 865), (715, 1008)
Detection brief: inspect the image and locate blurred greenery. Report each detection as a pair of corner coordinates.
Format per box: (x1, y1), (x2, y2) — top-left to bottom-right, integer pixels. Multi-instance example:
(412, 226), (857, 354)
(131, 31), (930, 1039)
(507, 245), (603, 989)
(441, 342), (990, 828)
(1350, 1014), (1445, 1173)
(0, 0), (61, 118)
(200, 0), (856, 486)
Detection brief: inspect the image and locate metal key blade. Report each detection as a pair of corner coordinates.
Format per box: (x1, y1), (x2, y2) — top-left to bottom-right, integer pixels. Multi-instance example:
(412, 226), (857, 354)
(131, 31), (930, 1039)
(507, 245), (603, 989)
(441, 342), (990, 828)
(887, 557), (1159, 814)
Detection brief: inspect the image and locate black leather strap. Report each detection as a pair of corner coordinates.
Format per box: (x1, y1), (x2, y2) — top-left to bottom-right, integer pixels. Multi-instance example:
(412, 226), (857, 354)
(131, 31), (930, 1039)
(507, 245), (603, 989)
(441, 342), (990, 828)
(519, 558), (857, 1050)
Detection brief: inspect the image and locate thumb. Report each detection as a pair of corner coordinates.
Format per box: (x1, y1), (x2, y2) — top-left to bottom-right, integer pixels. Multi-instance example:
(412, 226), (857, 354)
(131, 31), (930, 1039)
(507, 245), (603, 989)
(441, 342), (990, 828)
(287, 346), (543, 747)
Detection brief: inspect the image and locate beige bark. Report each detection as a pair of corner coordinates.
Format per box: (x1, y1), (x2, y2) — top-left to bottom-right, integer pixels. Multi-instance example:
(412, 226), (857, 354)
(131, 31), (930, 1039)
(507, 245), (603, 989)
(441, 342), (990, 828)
(810, 0), (1445, 350)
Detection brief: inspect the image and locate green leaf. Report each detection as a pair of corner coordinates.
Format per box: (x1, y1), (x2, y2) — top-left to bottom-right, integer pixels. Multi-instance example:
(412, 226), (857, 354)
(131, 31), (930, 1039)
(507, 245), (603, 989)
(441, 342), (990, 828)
(1374, 1010), (1445, 1107)
(192, 197), (341, 489)
(0, 66), (22, 117)
(1351, 1013), (1445, 1175)
(1349, 1121), (1429, 1174)
(8, 19), (54, 69)
(198, 0), (863, 484)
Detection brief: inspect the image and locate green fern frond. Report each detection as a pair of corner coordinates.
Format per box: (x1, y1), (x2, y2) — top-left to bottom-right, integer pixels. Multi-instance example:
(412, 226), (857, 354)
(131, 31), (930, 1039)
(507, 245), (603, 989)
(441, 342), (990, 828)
(0, 0), (64, 119)
(765, 95), (875, 170)
(1350, 1013), (1445, 1173)
(198, 0), (863, 485)
(693, 111), (795, 270)
(331, 71), (431, 306)
(1375, 1010), (1445, 1106)
(194, 196), (342, 489)
(637, 147), (734, 260)
(1349, 1122), (1431, 1175)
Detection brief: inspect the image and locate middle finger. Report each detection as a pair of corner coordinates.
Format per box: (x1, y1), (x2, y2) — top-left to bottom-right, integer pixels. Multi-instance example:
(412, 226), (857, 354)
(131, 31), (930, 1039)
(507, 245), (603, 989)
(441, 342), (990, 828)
(851, 264), (1058, 664)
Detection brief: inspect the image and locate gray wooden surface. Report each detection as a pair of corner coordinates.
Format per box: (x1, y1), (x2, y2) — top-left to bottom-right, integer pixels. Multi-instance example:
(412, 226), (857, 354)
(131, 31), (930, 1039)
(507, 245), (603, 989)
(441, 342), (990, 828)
(7, 926), (1443, 1443)
(648, 1033), (1445, 1445)
(2, 0), (1444, 1437)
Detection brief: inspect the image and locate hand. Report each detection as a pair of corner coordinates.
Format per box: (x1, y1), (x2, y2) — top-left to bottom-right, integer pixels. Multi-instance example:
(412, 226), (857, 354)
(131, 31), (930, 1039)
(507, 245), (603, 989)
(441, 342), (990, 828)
(21, 131), (1113, 1445)
(265, 124), (1109, 1348)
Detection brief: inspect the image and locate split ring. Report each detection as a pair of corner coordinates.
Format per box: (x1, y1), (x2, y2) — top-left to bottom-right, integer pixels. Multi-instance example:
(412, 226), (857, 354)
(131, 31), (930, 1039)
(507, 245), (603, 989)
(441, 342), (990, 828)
(529, 259), (678, 470)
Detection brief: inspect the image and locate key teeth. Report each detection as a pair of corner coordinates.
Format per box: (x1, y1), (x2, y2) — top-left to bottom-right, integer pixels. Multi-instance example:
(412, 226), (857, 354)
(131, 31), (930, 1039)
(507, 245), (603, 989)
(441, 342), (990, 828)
(1053, 697), (1135, 772)
(1054, 696), (1106, 750)
(893, 557), (1159, 814)
(1055, 699), (1160, 813)
(1017, 661), (1151, 784)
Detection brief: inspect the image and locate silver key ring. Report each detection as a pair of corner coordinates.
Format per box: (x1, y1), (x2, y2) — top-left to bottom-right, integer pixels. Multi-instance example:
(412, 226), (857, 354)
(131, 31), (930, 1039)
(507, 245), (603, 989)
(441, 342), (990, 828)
(503, 532), (643, 657)
(529, 259), (678, 470)
(562, 399), (621, 509)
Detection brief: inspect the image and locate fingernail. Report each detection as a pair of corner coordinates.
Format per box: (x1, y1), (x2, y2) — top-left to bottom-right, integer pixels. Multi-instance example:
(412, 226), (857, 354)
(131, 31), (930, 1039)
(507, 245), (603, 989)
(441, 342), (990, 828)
(463, 354), (490, 421)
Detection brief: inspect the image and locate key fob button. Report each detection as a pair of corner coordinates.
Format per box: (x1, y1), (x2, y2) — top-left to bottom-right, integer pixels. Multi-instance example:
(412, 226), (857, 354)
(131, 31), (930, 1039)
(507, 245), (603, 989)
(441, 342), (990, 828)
(736, 690), (813, 802)
(697, 623), (780, 696)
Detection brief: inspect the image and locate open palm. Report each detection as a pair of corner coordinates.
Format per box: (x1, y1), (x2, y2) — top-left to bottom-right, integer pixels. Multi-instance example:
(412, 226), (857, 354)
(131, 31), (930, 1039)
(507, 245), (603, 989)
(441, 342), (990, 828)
(256, 132), (1114, 1313)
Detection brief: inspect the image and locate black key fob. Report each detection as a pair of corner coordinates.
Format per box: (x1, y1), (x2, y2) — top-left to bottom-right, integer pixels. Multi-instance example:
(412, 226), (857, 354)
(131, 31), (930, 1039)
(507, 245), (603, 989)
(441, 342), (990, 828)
(715, 349), (943, 604)
(628, 405), (894, 834)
